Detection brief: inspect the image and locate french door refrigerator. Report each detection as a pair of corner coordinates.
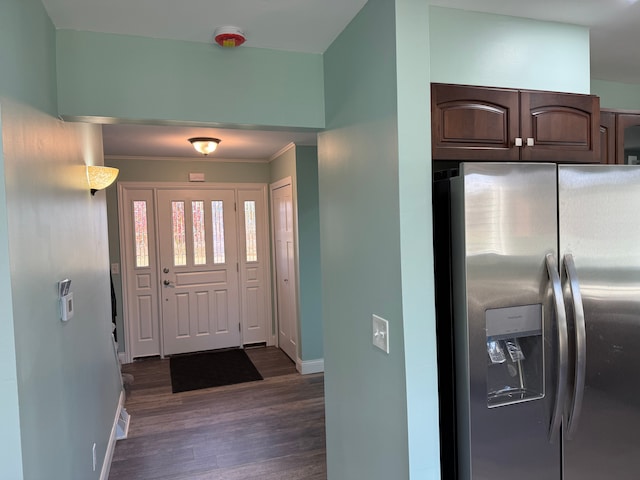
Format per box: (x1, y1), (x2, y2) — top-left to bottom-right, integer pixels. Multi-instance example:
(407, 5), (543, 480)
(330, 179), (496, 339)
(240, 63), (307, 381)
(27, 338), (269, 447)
(433, 163), (640, 480)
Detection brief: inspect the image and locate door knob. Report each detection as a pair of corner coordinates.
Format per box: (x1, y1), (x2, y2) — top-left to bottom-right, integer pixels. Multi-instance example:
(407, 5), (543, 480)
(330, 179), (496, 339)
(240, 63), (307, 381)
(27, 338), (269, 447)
(163, 279), (175, 288)
(163, 268), (169, 273)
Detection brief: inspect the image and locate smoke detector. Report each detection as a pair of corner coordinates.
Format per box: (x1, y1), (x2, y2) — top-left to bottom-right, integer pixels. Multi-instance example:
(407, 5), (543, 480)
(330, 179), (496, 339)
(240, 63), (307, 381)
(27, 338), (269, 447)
(214, 26), (246, 48)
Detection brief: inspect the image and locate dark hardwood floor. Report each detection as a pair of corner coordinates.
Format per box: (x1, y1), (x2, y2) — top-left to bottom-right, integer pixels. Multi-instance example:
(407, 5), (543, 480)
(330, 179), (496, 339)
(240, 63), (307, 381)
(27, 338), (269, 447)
(108, 346), (326, 480)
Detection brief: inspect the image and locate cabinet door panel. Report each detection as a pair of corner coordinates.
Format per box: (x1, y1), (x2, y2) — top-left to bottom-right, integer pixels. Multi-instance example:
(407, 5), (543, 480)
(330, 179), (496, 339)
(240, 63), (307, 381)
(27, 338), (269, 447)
(520, 91), (599, 162)
(616, 113), (640, 165)
(600, 111), (616, 164)
(431, 84), (520, 161)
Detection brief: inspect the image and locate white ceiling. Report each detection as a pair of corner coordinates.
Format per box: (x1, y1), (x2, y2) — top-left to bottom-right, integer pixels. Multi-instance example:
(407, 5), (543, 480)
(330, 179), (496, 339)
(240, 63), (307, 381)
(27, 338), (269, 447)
(101, 124), (318, 161)
(42, 0), (369, 54)
(40, 0), (640, 160)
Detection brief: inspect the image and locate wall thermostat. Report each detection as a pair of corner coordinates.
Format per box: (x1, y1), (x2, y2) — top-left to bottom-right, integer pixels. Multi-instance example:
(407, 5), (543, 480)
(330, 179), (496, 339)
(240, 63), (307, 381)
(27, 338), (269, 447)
(58, 279), (73, 322)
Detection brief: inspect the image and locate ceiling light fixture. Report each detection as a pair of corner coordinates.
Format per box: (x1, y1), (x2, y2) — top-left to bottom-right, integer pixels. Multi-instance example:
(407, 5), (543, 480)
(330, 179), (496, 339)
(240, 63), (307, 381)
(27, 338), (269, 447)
(87, 166), (119, 196)
(188, 137), (221, 156)
(213, 26), (246, 48)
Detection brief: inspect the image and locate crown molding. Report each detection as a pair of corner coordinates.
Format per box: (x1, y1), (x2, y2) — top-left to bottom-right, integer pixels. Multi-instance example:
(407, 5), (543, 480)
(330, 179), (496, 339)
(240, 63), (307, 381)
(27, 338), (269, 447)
(269, 142), (296, 162)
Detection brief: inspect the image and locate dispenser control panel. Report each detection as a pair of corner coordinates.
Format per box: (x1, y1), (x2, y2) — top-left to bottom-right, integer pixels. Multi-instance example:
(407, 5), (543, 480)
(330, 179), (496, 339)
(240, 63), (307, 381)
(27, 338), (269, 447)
(486, 304), (542, 339)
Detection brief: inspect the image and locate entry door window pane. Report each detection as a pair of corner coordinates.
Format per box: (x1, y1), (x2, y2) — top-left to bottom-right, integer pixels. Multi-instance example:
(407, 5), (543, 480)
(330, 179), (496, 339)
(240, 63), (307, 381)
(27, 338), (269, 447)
(133, 201), (149, 267)
(211, 201), (226, 264)
(192, 201), (206, 265)
(172, 201), (187, 266)
(244, 201), (258, 262)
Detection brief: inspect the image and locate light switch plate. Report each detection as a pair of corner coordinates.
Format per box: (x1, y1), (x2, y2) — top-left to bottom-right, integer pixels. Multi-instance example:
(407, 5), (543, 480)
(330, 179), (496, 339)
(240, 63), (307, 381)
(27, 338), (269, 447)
(372, 314), (389, 354)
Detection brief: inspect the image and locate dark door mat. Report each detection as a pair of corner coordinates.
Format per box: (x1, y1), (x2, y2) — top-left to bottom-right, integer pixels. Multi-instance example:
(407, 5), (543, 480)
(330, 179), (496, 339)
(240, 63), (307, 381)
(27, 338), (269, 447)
(169, 348), (263, 393)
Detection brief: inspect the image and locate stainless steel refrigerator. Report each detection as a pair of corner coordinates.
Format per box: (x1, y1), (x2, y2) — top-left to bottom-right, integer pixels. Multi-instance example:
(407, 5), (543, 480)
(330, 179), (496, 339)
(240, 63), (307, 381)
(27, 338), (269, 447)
(433, 163), (640, 480)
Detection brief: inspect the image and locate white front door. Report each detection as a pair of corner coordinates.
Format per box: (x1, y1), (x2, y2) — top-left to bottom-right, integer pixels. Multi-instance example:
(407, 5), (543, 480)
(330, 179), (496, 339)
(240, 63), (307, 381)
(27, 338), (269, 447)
(271, 181), (298, 362)
(157, 189), (241, 355)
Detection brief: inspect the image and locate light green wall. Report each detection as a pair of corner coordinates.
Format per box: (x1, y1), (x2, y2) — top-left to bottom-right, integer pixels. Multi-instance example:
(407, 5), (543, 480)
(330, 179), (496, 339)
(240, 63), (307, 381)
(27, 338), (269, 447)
(430, 7), (591, 94)
(0, 0), (57, 116)
(105, 157), (271, 350)
(1, 1), (122, 478)
(4, 101), (122, 480)
(0, 105), (22, 480)
(320, 0), (409, 478)
(295, 146), (323, 361)
(269, 144), (296, 184)
(107, 158), (271, 184)
(56, 30), (325, 129)
(396, 1), (440, 477)
(591, 79), (640, 109)
(0, 2), (52, 478)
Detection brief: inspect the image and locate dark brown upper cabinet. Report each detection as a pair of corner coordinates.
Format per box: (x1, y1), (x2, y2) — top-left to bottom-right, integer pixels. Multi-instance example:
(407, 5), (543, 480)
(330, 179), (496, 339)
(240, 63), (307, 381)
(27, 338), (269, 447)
(432, 83), (600, 163)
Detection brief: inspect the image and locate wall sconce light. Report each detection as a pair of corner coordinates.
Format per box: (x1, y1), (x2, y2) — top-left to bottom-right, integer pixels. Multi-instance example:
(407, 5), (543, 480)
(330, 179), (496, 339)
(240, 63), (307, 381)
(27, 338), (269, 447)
(188, 137), (221, 156)
(87, 166), (119, 196)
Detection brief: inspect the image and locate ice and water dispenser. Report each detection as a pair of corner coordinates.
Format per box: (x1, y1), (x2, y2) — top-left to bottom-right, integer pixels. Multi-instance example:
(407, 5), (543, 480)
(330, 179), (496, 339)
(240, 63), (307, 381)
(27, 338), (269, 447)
(486, 304), (544, 407)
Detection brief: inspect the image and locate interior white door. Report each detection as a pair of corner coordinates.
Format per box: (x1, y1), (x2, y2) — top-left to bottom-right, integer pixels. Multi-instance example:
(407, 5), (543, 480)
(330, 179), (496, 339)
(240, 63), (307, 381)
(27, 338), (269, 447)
(272, 182), (298, 362)
(157, 189), (241, 355)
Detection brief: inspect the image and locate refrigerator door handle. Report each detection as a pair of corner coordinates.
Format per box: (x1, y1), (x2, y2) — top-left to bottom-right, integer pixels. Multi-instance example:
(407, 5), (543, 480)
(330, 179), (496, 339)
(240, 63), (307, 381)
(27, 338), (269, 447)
(563, 253), (587, 440)
(546, 253), (568, 443)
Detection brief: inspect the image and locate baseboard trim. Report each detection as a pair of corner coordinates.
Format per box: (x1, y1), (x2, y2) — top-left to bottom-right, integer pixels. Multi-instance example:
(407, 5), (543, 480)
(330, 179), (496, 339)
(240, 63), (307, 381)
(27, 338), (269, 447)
(100, 389), (126, 480)
(118, 352), (127, 364)
(297, 358), (324, 375)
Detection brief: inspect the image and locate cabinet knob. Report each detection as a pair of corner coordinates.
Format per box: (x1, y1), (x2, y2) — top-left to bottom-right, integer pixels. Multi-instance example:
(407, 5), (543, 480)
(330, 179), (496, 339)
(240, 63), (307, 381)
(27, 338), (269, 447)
(515, 137), (523, 147)
(526, 137), (535, 147)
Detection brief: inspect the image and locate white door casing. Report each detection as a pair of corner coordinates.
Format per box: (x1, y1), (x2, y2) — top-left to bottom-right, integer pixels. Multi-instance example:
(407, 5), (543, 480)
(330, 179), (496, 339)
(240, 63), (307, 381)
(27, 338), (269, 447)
(271, 179), (299, 362)
(157, 188), (240, 355)
(118, 182), (271, 361)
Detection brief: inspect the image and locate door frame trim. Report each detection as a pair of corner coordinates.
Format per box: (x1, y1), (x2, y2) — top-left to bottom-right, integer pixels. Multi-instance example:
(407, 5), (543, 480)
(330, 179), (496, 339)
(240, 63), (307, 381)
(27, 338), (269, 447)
(118, 181), (272, 363)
